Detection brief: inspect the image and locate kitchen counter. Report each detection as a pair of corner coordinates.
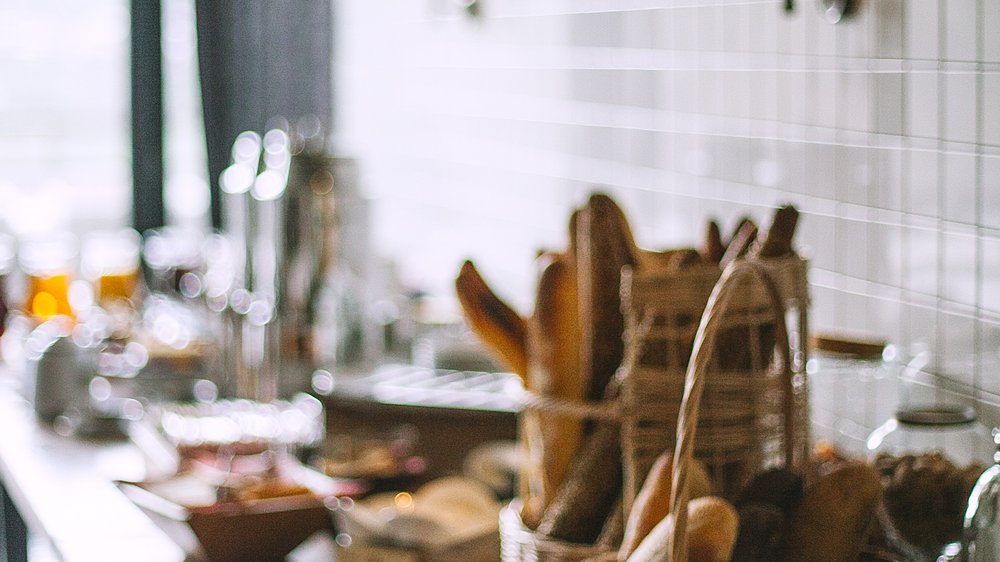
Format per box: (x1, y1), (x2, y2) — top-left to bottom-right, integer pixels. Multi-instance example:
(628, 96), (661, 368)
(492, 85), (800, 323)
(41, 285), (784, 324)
(0, 379), (186, 562)
(0, 379), (341, 562)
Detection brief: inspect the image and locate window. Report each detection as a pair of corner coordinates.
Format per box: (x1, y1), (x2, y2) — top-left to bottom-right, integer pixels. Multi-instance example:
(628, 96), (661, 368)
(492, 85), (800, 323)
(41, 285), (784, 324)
(162, 0), (210, 230)
(0, 0), (210, 238)
(0, 1), (131, 236)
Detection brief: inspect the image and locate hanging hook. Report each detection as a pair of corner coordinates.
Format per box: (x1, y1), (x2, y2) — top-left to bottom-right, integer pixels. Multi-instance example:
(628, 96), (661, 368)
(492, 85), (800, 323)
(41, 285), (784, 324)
(818, 0), (858, 24)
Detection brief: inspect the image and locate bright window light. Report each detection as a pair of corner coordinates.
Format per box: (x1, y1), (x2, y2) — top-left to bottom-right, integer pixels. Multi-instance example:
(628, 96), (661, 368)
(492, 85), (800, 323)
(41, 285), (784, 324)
(0, 0), (210, 237)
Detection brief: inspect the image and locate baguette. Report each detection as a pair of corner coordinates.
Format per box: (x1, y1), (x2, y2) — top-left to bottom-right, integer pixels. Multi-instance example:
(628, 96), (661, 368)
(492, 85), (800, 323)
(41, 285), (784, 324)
(597, 494), (625, 551)
(576, 194), (639, 404)
(527, 252), (584, 509)
(455, 260), (538, 520)
(455, 260), (528, 379)
(703, 220), (725, 264)
(535, 415), (623, 544)
(753, 205), (799, 258)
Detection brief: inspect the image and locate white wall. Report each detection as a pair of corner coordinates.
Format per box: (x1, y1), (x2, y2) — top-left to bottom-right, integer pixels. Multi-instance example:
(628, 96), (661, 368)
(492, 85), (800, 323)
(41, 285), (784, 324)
(332, 0), (1000, 440)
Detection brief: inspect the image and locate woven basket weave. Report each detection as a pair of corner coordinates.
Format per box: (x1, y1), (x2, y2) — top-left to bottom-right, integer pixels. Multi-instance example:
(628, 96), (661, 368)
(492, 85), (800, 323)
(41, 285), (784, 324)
(499, 500), (617, 562)
(619, 256), (810, 515)
(501, 256), (809, 560)
(660, 259), (803, 561)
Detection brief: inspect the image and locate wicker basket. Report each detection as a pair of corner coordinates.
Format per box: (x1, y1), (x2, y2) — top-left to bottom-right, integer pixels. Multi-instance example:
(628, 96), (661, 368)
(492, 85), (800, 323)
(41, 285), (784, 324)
(499, 500), (617, 562)
(619, 256), (810, 514)
(661, 259), (803, 561)
(500, 389), (622, 562)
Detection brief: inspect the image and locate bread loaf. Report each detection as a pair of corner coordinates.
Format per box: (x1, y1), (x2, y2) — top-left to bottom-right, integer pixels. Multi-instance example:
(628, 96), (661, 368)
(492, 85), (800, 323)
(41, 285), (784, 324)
(535, 413), (623, 544)
(783, 463), (881, 562)
(729, 467), (803, 561)
(527, 252), (584, 509)
(619, 451), (712, 560)
(730, 503), (786, 562)
(626, 496), (739, 562)
(735, 468), (803, 515)
(685, 496), (740, 562)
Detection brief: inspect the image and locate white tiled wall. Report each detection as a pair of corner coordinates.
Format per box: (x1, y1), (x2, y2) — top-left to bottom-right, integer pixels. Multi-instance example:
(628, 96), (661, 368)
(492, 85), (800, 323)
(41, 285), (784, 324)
(332, 1), (1000, 438)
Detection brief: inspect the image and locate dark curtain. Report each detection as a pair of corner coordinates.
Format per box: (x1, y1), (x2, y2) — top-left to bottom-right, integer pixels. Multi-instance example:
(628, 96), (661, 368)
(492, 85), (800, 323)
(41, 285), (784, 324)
(195, 0), (333, 229)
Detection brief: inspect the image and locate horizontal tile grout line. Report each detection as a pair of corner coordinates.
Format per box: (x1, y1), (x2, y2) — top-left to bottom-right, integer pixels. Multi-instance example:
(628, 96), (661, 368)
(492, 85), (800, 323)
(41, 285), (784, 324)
(378, 142), (1000, 241)
(403, 97), (1000, 156)
(910, 376), (982, 407)
(810, 271), (985, 321)
(972, 391), (1000, 410)
(420, 1), (790, 21)
(415, 63), (998, 76)
(408, 45), (1000, 72)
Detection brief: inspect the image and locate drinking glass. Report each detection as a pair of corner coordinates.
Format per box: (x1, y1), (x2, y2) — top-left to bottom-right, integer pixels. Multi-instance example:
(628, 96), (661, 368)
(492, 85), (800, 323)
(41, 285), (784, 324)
(19, 233), (78, 322)
(81, 228), (142, 308)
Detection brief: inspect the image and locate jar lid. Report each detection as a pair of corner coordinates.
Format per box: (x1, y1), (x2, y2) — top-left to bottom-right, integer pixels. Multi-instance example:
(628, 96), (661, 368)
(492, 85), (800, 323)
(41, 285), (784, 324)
(895, 404), (976, 426)
(811, 333), (887, 359)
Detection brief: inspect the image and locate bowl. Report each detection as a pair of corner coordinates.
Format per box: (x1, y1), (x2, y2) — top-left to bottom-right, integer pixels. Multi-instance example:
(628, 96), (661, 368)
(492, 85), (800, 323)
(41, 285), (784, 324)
(118, 462), (354, 561)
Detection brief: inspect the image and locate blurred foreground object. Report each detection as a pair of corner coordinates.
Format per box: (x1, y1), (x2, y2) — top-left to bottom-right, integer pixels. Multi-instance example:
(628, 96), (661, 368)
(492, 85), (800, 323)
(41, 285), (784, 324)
(217, 124), (372, 401)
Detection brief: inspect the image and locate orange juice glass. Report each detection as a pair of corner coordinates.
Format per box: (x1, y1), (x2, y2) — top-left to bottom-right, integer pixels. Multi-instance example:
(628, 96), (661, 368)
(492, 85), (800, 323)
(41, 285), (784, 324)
(82, 229), (142, 308)
(18, 233), (78, 322)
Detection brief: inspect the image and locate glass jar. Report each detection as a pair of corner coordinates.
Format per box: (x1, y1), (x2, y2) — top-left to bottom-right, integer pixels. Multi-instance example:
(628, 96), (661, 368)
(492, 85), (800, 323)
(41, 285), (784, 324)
(867, 405), (993, 561)
(807, 333), (898, 455)
(867, 405), (994, 468)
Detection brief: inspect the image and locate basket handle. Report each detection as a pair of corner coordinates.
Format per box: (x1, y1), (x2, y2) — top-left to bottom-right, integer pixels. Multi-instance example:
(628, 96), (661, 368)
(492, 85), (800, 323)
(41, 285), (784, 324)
(666, 259), (795, 562)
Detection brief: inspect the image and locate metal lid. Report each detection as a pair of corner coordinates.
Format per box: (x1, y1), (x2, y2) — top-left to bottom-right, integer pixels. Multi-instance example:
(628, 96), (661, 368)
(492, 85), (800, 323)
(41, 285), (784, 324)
(895, 404), (977, 426)
(812, 333), (887, 360)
